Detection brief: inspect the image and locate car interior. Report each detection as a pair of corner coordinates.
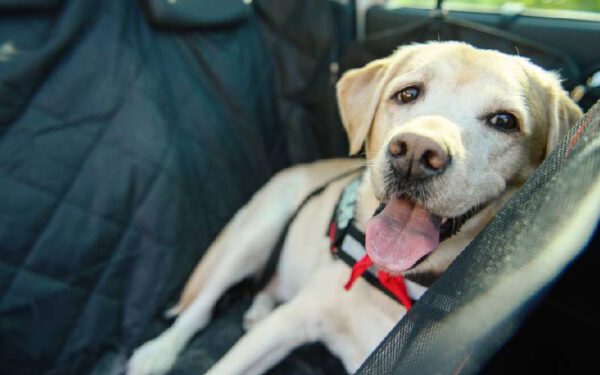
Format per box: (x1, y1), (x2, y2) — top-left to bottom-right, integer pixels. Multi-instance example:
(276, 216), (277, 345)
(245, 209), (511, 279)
(0, 1), (598, 374)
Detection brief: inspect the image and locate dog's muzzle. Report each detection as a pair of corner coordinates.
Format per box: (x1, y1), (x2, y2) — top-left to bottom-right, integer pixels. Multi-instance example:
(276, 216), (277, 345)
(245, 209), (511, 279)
(365, 133), (472, 274)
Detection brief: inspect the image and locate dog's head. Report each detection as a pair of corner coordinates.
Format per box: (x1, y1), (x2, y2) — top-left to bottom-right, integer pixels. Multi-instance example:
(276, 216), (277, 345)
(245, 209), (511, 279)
(337, 42), (582, 274)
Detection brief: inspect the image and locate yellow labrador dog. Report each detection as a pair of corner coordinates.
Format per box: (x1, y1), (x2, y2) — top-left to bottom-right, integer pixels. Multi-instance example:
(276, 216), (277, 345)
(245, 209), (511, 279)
(127, 42), (581, 375)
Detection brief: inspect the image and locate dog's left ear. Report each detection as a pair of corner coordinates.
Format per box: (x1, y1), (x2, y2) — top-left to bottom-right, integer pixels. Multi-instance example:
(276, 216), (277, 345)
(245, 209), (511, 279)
(336, 57), (390, 155)
(545, 87), (583, 158)
(525, 62), (584, 158)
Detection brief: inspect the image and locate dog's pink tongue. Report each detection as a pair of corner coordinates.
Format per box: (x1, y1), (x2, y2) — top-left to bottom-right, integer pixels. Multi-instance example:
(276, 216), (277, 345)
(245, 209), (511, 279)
(366, 197), (441, 273)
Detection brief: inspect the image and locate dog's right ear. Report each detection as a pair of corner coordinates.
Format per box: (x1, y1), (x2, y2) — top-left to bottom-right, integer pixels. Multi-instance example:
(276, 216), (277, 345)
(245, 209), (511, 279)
(544, 87), (582, 158)
(336, 58), (390, 155)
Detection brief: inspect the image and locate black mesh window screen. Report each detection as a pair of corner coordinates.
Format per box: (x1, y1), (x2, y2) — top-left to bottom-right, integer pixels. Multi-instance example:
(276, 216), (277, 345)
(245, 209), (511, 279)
(357, 100), (600, 375)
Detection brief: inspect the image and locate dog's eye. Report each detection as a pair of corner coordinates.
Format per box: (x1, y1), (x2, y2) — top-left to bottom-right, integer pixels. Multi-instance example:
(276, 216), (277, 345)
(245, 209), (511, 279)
(487, 112), (519, 132)
(394, 86), (420, 103)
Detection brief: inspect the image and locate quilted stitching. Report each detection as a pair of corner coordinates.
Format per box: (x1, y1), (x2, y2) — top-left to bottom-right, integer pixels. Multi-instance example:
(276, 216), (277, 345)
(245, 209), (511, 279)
(0, 0), (351, 374)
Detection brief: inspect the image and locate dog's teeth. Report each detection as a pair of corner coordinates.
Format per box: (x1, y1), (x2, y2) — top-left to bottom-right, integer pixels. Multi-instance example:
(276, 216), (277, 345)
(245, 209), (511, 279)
(441, 217), (449, 225)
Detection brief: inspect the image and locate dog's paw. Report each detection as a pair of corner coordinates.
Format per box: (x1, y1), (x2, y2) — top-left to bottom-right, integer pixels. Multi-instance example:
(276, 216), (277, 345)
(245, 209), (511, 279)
(127, 335), (179, 375)
(163, 305), (180, 319)
(243, 292), (275, 331)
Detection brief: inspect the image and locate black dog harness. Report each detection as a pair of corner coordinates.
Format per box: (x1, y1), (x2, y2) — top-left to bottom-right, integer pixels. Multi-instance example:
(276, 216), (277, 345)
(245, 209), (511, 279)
(256, 167), (484, 309)
(327, 174), (427, 308)
(257, 168), (422, 308)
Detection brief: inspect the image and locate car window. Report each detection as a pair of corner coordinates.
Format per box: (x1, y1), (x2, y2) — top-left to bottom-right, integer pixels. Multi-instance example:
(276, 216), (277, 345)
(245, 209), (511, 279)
(389, 0), (600, 18)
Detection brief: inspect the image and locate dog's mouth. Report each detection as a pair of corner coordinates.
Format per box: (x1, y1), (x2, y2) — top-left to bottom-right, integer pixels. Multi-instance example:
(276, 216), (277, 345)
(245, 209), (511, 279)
(366, 195), (484, 274)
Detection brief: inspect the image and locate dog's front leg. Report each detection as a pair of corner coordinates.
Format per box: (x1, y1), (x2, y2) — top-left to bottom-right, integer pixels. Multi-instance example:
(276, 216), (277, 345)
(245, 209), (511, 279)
(206, 292), (321, 375)
(127, 165), (340, 375)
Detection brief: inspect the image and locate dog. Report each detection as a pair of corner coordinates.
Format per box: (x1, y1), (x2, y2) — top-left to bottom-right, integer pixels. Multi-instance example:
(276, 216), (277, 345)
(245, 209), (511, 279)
(127, 42), (582, 375)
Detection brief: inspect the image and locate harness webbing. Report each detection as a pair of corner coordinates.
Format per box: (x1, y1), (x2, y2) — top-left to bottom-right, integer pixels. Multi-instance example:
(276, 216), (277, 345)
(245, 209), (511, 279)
(255, 166), (365, 290)
(327, 176), (417, 308)
(255, 166), (426, 309)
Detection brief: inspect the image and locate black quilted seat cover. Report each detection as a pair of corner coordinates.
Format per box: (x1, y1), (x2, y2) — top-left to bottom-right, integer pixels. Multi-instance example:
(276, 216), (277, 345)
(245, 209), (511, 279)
(0, 0), (351, 374)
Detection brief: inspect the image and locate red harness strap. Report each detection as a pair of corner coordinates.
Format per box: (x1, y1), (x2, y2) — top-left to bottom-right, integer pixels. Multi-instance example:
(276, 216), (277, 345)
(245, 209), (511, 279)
(343, 254), (413, 310)
(343, 254), (373, 290)
(376, 267), (412, 310)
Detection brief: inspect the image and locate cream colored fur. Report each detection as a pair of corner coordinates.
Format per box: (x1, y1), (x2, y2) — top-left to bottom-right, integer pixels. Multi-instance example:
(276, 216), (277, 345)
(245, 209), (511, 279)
(127, 42), (581, 375)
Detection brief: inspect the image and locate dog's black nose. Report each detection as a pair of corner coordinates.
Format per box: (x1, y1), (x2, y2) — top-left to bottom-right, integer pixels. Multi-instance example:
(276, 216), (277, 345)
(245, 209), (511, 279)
(387, 133), (449, 179)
